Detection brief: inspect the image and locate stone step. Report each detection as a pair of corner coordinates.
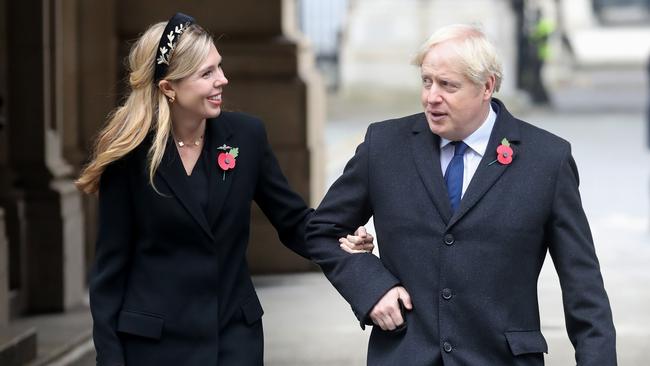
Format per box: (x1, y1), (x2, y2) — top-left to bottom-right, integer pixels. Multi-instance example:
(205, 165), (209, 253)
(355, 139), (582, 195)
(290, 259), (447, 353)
(6, 304), (94, 366)
(0, 325), (37, 366)
(548, 66), (649, 112)
(28, 335), (94, 366)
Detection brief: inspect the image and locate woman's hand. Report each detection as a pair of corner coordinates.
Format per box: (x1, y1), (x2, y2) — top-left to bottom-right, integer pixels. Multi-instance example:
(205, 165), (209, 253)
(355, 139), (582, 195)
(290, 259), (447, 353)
(339, 226), (375, 253)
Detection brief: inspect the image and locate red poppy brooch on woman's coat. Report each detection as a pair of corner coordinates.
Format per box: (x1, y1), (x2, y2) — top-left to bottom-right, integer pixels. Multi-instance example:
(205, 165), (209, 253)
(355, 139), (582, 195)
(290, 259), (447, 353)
(488, 138), (514, 166)
(217, 144), (238, 180)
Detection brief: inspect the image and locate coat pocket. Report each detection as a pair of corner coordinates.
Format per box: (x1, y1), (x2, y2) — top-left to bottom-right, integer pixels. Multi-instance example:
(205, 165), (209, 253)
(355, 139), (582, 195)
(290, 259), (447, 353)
(240, 294), (264, 325)
(117, 310), (165, 340)
(504, 330), (548, 356)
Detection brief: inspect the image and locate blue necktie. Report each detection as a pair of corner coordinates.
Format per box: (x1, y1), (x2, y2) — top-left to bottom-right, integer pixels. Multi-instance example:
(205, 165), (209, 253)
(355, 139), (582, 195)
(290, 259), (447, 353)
(444, 141), (468, 213)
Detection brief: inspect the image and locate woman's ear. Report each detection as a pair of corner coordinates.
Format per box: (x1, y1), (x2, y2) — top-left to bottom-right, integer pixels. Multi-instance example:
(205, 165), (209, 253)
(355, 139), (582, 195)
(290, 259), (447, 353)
(158, 80), (176, 101)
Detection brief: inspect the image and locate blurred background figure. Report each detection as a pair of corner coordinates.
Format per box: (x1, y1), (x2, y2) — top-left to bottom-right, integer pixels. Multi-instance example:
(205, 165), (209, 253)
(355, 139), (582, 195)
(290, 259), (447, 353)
(0, 0), (648, 365)
(527, 7), (555, 104)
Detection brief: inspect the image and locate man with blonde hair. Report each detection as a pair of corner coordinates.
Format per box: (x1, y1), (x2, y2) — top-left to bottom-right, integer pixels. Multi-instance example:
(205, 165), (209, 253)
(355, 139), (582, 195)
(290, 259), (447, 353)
(307, 24), (616, 365)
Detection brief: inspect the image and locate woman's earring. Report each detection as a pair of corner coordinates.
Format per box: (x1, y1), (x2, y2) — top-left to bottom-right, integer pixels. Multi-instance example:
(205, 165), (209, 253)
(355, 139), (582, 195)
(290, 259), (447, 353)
(168, 95), (175, 103)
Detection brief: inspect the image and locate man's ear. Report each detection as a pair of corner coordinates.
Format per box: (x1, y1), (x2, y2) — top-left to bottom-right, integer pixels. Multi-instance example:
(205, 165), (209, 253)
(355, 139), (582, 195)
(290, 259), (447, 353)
(483, 75), (496, 100)
(158, 80), (176, 100)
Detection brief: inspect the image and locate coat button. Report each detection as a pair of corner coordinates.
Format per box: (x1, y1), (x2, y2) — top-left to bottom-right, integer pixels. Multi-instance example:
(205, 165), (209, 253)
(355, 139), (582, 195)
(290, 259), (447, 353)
(444, 234), (455, 245)
(442, 288), (452, 300)
(443, 341), (453, 353)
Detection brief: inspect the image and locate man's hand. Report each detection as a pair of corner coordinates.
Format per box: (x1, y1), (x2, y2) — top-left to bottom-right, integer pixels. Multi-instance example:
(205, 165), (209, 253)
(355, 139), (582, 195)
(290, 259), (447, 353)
(339, 226), (375, 253)
(370, 286), (413, 331)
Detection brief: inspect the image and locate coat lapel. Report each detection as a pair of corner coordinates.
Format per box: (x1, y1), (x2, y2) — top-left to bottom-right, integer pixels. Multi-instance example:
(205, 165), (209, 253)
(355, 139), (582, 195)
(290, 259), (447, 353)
(157, 136), (215, 241)
(206, 115), (235, 230)
(410, 113), (453, 224)
(446, 99), (521, 229)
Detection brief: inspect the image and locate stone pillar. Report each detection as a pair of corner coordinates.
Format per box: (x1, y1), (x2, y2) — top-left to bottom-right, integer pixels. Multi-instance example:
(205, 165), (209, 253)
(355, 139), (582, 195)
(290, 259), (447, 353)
(0, 0), (25, 316)
(0, 209), (8, 325)
(0, 208), (37, 366)
(0, 4), (38, 361)
(6, 0), (85, 312)
(77, 0), (117, 277)
(116, 0), (325, 273)
(60, 0), (81, 168)
(0, 0), (7, 324)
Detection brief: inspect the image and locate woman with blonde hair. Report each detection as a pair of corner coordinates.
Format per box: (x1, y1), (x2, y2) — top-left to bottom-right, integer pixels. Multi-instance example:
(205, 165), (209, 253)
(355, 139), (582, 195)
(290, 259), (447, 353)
(77, 13), (373, 366)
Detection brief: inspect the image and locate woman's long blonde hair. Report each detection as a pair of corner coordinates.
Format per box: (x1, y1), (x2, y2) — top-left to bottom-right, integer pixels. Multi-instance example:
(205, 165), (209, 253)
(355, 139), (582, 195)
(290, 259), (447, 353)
(76, 22), (213, 194)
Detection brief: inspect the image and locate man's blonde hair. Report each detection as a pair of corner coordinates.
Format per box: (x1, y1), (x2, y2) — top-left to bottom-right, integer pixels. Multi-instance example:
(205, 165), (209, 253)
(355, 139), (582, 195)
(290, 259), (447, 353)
(412, 24), (503, 92)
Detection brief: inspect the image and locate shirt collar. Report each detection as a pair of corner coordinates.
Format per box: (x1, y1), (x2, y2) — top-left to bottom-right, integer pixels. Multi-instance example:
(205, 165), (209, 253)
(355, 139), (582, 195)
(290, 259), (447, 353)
(440, 103), (497, 157)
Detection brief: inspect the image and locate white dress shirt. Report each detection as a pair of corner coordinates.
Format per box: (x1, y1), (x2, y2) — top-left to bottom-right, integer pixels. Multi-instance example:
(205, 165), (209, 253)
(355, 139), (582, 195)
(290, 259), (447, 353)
(440, 104), (497, 198)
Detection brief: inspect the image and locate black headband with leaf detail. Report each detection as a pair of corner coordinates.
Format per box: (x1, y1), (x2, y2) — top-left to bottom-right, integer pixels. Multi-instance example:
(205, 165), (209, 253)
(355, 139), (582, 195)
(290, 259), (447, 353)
(154, 12), (195, 84)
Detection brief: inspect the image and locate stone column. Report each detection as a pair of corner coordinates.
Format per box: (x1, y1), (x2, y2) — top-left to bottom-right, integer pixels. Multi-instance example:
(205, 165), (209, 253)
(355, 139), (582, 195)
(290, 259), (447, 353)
(0, 0), (25, 316)
(0, 0), (7, 324)
(116, 0), (325, 273)
(77, 0), (117, 278)
(0, 209), (8, 325)
(0, 207), (37, 366)
(6, 0), (85, 312)
(0, 5), (38, 364)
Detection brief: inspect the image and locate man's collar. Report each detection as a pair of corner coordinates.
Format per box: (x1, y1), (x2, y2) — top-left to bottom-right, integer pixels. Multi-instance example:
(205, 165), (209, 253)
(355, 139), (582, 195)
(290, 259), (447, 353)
(440, 103), (497, 157)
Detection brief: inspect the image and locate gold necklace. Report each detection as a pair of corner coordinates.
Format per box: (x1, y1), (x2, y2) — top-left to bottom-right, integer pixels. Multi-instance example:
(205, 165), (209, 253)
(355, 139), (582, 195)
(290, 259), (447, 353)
(175, 135), (203, 147)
